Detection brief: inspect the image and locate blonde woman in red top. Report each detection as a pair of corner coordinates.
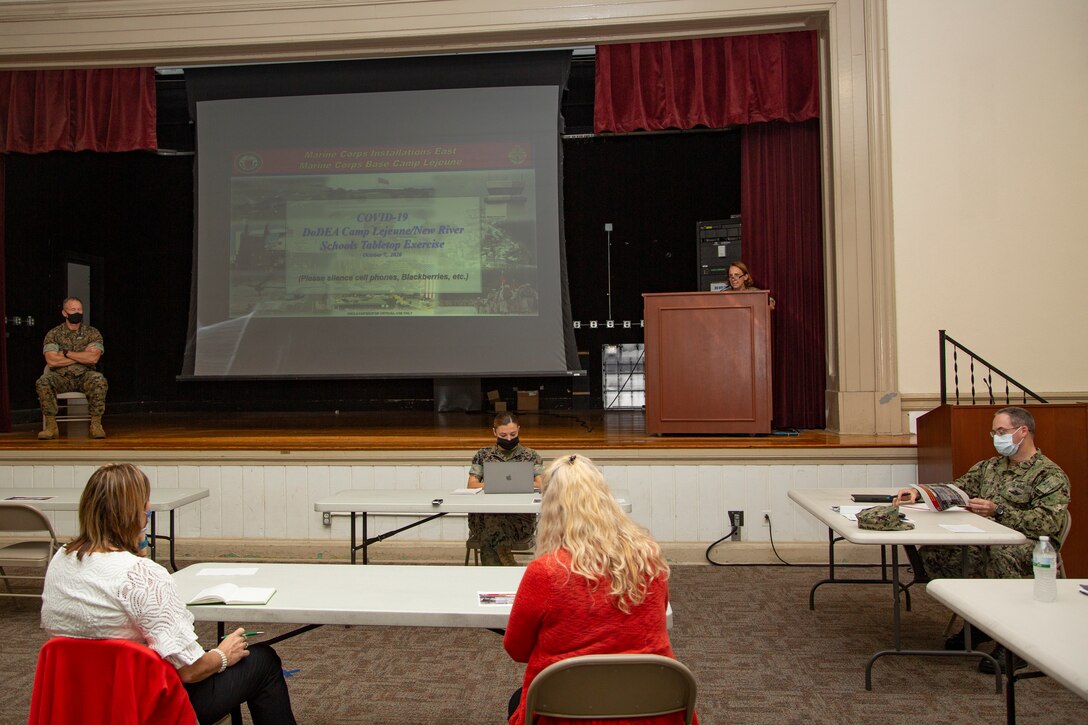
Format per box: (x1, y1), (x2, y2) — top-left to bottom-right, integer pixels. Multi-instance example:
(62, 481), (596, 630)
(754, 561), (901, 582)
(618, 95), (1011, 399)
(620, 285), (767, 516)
(503, 454), (697, 725)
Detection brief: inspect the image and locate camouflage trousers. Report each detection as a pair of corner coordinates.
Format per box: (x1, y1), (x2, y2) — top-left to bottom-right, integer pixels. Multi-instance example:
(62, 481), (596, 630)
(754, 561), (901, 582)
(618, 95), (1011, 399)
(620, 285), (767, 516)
(36, 369), (108, 416)
(468, 513), (536, 566)
(919, 542), (1034, 579)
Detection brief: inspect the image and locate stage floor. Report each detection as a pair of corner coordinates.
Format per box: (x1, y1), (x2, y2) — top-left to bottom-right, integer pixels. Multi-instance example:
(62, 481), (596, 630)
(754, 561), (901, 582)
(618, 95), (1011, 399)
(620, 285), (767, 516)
(0, 410), (915, 452)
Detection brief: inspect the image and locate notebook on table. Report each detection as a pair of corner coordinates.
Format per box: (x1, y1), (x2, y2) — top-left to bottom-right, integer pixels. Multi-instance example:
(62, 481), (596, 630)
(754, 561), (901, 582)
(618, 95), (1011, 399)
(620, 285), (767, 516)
(482, 461), (536, 494)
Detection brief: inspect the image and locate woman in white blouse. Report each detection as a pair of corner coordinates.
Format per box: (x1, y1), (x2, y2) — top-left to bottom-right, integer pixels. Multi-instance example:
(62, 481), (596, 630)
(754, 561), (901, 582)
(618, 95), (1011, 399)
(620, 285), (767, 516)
(41, 463), (297, 725)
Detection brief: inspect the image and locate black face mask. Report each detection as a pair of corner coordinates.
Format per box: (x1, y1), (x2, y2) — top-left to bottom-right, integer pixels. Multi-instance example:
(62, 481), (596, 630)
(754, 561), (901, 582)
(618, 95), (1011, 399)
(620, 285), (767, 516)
(66, 313), (83, 325)
(496, 436), (519, 451)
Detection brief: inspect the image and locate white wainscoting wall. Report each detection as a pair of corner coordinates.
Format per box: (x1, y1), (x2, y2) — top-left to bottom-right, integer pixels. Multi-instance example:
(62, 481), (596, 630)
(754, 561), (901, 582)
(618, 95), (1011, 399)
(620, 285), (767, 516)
(0, 458), (918, 546)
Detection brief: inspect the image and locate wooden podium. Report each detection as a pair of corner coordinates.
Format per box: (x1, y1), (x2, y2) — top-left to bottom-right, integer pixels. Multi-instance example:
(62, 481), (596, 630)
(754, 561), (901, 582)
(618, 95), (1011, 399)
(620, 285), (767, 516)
(917, 403), (1087, 578)
(643, 291), (772, 435)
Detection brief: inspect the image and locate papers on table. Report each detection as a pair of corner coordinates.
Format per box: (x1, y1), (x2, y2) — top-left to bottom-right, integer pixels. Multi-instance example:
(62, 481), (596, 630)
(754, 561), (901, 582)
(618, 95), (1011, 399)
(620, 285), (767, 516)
(478, 591), (516, 606)
(5, 495), (54, 501)
(451, 488), (484, 495)
(188, 582), (276, 606)
(940, 523), (985, 534)
(196, 567), (259, 577)
(832, 505), (872, 521)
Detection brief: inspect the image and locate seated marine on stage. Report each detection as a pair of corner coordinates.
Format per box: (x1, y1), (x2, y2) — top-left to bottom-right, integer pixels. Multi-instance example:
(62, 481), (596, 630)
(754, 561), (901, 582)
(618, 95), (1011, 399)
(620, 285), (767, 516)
(41, 463), (298, 725)
(896, 406), (1070, 663)
(35, 296), (108, 439)
(467, 411), (543, 566)
(503, 454), (697, 725)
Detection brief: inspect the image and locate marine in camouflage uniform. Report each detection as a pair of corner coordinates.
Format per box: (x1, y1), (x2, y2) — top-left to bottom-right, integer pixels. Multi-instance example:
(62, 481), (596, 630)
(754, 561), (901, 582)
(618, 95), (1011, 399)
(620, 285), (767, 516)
(918, 451), (1069, 579)
(468, 442), (544, 566)
(36, 299), (108, 439)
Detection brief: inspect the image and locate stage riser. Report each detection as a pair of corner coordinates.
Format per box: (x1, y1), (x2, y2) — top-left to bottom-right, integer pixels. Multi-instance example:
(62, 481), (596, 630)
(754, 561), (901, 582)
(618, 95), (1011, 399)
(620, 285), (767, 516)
(0, 460), (917, 545)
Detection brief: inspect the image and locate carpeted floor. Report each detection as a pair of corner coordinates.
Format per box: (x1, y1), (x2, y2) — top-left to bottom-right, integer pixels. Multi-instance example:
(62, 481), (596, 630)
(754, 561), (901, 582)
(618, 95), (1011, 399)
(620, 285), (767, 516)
(1, 563), (1082, 724)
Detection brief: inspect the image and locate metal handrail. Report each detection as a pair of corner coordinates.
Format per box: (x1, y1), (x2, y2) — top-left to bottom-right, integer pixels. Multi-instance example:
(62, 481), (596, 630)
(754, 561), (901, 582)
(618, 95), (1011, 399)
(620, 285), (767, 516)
(939, 330), (1047, 406)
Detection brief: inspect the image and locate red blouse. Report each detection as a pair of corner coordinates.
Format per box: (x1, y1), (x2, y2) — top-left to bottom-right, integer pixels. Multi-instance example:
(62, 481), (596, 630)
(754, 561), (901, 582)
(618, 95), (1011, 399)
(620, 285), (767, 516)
(504, 550), (697, 725)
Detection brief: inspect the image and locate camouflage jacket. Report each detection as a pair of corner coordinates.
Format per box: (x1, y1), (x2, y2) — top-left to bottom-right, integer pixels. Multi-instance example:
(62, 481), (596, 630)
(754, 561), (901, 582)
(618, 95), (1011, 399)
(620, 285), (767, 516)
(42, 323), (105, 377)
(469, 443), (544, 481)
(953, 451), (1069, 541)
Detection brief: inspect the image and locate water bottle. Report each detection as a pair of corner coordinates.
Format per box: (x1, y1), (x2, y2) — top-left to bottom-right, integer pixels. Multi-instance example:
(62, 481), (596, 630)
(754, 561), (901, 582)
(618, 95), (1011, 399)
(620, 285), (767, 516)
(1032, 536), (1057, 603)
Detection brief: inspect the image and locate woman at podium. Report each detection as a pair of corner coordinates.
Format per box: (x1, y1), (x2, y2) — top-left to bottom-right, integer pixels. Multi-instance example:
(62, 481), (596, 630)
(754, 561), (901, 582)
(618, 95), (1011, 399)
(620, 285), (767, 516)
(725, 261), (775, 309)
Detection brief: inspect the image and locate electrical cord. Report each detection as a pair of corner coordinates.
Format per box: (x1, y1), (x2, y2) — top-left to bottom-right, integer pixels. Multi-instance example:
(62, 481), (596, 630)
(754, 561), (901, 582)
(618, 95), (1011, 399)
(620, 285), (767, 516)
(704, 513), (915, 571)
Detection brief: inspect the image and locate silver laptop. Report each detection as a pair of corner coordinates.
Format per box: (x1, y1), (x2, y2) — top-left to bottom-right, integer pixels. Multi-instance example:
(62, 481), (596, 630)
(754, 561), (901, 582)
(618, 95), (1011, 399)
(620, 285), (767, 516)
(483, 461), (536, 494)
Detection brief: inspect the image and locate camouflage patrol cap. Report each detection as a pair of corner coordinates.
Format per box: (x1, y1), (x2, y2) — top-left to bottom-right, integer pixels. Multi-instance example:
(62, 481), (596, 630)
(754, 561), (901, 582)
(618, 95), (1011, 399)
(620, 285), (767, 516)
(856, 504), (914, 531)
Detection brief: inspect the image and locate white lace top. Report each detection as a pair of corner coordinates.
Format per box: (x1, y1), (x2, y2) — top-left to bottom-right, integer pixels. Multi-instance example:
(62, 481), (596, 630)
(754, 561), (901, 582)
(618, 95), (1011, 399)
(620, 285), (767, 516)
(41, 547), (206, 668)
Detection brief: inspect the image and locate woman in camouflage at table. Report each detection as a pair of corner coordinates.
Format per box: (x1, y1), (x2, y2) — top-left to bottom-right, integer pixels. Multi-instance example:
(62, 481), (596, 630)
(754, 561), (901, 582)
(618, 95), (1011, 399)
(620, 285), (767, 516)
(467, 412), (543, 565)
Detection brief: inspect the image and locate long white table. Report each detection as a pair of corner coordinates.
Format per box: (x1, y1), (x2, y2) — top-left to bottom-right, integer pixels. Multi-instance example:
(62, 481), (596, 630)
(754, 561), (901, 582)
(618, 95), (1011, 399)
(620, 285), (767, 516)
(314, 489), (633, 564)
(174, 561), (672, 645)
(2, 487), (208, 571)
(789, 487), (1027, 691)
(927, 578), (1088, 725)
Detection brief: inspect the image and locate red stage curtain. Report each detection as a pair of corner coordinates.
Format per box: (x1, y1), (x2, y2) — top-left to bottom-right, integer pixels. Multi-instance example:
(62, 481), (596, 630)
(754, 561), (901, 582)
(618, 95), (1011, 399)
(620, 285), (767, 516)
(742, 120), (825, 429)
(594, 32), (818, 134)
(0, 68), (157, 153)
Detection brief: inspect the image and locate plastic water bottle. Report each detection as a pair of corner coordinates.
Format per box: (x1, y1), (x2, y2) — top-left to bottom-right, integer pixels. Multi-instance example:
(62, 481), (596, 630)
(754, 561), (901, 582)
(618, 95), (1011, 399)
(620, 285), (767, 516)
(1032, 536), (1057, 603)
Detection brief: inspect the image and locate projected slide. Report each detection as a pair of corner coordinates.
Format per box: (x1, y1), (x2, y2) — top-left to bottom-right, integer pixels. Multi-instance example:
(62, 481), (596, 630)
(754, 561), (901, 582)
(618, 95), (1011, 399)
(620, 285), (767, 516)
(229, 143), (539, 318)
(191, 80), (569, 377)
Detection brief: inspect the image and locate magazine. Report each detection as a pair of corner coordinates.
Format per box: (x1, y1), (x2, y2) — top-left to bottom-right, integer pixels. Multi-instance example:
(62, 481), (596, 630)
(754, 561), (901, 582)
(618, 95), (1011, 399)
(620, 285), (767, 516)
(908, 483), (969, 512)
(187, 582), (276, 606)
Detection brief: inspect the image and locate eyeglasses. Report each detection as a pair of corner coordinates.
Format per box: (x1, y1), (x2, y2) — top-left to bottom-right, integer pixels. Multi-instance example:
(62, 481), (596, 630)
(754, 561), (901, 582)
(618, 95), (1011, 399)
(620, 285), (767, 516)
(727, 273), (746, 280)
(989, 426), (1022, 438)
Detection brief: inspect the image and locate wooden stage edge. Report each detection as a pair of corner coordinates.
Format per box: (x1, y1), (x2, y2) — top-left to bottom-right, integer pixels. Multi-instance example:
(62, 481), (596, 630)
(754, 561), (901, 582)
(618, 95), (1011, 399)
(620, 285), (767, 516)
(0, 411), (916, 465)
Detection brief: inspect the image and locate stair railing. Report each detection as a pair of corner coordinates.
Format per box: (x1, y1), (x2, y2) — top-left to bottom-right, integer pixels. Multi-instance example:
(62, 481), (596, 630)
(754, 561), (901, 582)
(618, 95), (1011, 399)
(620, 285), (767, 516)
(939, 330), (1047, 406)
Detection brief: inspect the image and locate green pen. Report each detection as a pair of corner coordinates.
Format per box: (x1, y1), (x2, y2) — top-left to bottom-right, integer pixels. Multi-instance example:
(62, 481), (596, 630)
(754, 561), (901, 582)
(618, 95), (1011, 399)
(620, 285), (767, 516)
(221, 631), (265, 639)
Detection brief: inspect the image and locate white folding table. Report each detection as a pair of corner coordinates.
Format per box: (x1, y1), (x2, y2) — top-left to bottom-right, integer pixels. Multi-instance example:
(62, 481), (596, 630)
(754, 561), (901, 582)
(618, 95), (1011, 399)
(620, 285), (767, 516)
(313, 489), (632, 564)
(789, 487), (1027, 690)
(2, 487), (208, 571)
(927, 578), (1088, 725)
(174, 561), (671, 645)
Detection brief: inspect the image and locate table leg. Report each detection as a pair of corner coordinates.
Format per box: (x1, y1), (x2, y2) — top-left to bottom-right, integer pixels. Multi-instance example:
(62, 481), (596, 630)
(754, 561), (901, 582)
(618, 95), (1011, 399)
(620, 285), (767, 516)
(865, 545), (1001, 692)
(168, 510), (178, 572)
(350, 512), (358, 565)
(1005, 648), (1017, 725)
(149, 511), (158, 561)
(362, 514), (369, 565)
(809, 529), (910, 611)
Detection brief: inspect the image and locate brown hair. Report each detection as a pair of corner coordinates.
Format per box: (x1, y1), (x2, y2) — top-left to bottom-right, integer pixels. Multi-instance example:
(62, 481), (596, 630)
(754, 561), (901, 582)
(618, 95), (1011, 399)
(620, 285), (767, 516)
(728, 261), (758, 289)
(492, 411), (520, 429)
(997, 406), (1036, 435)
(66, 463), (150, 560)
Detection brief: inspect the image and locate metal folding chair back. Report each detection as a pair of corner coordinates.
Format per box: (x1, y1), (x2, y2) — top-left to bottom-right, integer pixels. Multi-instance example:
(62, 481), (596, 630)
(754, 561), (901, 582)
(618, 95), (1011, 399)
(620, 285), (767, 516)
(0, 502), (60, 598)
(523, 653), (697, 725)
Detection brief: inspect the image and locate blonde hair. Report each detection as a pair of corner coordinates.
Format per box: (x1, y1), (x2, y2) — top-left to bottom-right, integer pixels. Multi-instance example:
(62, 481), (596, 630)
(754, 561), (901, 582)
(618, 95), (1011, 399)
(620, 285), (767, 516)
(535, 454), (669, 613)
(67, 463), (150, 560)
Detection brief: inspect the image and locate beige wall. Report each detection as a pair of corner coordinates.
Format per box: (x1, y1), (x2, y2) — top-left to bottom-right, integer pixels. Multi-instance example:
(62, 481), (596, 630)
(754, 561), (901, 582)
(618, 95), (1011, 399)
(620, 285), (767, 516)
(888, 0), (1088, 403)
(0, 0), (903, 432)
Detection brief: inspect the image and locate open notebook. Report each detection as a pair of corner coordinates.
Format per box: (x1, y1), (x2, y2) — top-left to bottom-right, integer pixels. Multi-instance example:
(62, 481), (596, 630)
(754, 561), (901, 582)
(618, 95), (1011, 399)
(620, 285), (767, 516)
(187, 582), (276, 606)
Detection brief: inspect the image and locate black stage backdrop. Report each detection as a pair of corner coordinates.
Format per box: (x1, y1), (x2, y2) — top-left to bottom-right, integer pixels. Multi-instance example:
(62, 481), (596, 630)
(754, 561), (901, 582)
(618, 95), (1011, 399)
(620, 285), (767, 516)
(3, 130), (741, 417)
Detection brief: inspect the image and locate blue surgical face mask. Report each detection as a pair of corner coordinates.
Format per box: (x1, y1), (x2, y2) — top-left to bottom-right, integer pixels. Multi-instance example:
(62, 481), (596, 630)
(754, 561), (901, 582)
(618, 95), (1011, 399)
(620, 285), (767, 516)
(993, 432), (1021, 457)
(139, 513), (151, 550)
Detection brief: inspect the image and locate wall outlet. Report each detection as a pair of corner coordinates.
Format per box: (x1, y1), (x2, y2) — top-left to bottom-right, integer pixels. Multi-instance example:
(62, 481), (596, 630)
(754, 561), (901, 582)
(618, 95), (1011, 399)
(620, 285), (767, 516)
(762, 510), (771, 526)
(322, 512), (331, 526)
(604, 222), (614, 231)
(728, 510), (743, 541)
